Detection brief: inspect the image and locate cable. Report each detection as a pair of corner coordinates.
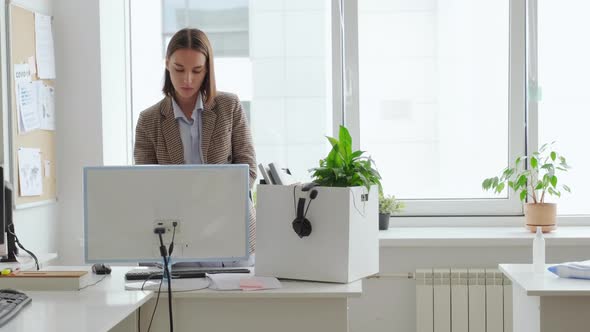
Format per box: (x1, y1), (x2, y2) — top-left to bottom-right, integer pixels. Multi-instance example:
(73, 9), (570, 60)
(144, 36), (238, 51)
(156, 231), (173, 332)
(78, 274), (107, 290)
(7, 223), (39, 270)
(146, 277), (163, 332)
(303, 196), (314, 218)
(168, 223), (177, 257)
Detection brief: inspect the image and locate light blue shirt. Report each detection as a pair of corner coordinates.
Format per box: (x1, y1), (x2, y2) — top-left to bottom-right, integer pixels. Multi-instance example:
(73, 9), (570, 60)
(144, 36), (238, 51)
(172, 93), (204, 164)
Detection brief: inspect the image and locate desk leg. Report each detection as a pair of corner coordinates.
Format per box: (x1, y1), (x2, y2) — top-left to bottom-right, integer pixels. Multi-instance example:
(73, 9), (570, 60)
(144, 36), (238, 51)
(512, 284), (540, 332)
(140, 297), (349, 332)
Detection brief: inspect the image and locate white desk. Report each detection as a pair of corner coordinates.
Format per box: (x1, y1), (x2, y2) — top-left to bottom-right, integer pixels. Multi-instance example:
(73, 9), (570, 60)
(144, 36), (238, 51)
(2, 266), (152, 332)
(499, 264), (590, 332)
(2, 266), (362, 332)
(142, 279), (361, 332)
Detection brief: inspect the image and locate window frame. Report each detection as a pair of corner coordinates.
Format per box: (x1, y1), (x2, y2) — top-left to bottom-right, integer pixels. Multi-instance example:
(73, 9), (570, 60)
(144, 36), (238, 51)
(340, 0), (526, 216)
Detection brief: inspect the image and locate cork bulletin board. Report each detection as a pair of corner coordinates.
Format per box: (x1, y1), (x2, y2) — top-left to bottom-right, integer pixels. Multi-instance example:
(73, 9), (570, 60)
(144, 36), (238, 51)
(8, 4), (56, 208)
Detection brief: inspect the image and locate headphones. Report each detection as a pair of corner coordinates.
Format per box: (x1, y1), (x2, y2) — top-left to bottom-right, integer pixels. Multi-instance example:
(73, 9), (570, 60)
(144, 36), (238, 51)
(292, 183), (319, 238)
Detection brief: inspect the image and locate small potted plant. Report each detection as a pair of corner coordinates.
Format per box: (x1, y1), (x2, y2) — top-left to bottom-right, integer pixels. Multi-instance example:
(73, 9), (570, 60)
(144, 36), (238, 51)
(482, 142), (571, 232)
(378, 193), (404, 230)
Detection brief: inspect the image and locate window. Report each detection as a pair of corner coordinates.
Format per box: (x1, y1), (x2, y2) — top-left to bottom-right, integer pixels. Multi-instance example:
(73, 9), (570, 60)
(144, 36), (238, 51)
(355, 0), (524, 215)
(537, 0), (590, 216)
(127, 0), (587, 219)
(130, 0), (333, 183)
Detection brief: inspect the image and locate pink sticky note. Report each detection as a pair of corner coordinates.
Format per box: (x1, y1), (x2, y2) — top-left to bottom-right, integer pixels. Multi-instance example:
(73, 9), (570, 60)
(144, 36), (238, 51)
(239, 278), (264, 290)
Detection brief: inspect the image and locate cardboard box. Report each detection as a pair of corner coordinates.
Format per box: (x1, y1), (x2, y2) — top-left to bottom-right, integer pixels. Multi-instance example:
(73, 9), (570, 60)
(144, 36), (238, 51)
(255, 184), (379, 283)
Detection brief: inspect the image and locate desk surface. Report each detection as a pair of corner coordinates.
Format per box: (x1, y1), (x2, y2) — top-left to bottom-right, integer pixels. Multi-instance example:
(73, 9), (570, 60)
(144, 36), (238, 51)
(2, 266), (152, 332)
(2, 265), (362, 332)
(500, 264), (590, 296)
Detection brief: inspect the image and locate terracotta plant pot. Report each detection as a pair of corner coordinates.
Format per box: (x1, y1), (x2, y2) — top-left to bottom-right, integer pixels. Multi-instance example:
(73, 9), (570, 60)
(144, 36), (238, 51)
(524, 203), (557, 233)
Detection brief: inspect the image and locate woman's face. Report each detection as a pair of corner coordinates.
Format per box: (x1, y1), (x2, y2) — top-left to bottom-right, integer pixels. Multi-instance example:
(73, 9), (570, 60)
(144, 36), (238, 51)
(166, 49), (207, 101)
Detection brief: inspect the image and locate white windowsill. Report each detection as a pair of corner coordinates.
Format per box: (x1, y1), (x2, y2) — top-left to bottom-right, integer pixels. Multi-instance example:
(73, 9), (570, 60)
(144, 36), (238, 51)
(379, 226), (590, 247)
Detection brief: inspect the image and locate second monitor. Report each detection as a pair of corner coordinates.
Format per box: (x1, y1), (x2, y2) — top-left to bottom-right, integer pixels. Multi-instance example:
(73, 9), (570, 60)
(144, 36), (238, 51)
(84, 164), (250, 264)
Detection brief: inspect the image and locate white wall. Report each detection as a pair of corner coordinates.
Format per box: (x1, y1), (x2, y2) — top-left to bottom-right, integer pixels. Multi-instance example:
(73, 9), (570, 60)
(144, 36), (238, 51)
(53, 0), (103, 264)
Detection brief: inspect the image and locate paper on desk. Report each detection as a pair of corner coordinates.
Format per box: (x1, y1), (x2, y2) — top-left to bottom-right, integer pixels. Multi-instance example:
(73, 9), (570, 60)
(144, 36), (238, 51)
(207, 273), (281, 291)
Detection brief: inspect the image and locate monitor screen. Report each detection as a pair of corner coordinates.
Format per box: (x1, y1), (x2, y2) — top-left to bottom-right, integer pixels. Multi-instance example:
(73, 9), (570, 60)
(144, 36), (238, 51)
(84, 165), (250, 263)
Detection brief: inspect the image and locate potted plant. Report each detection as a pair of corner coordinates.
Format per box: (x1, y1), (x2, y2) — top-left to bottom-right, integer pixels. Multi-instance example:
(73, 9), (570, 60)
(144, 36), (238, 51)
(309, 125), (382, 191)
(378, 193), (404, 230)
(482, 142), (571, 232)
(255, 125), (382, 283)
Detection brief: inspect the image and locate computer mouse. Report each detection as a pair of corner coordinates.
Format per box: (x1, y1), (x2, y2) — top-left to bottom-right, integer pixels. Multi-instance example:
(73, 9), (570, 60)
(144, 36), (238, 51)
(92, 263), (112, 275)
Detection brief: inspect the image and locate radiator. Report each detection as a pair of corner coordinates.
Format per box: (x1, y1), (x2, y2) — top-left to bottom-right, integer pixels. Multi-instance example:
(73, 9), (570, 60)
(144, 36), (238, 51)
(415, 268), (512, 332)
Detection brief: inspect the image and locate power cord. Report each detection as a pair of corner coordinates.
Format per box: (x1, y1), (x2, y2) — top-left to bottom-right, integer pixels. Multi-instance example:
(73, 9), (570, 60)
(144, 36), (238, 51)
(78, 274), (107, 290)
(7, 222), (39, 270)
(155, 227), (174, 332)
(141, 272), (163, 332)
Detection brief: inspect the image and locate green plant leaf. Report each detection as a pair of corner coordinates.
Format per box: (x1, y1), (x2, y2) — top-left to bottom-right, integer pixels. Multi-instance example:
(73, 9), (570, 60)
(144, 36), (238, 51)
(531, 156), (538, 169)
(520, 190), (527, 201)
(338, 126), (352, 163)
(310, 125), (382, 190)
(517, 175), (527, 187)
(534, 182), (544, 190)
(550, 175), (557, 188)
(539, 142), (549, 152)
(350, 150), (364, 160)
(496, 182), (505, 194)
(550, 151), (557, 161)
(563, 184), (571, 193)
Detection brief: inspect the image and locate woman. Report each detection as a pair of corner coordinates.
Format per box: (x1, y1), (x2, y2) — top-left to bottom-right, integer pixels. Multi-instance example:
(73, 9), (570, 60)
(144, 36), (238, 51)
(134, 28), (256, 265)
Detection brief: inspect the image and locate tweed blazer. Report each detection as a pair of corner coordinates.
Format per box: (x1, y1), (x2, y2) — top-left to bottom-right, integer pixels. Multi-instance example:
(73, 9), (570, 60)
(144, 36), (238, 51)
(134, 92), (257, 254)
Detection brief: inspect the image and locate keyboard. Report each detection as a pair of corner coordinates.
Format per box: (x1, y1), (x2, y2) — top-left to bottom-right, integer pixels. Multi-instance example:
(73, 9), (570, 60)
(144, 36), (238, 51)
(0, 289), (31, 327)
(125, 268), (250, 281)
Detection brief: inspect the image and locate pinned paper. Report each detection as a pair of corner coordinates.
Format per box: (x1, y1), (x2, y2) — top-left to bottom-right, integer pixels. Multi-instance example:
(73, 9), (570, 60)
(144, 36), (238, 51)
(17, 148), (43, 196)
(16, 82), (41, 133)
(35, 13), (56, 79)
(44, 160), (51, 178)
(39, 85), (55, 130)
(28, 56), (37, 76)
(13, 64), (31, 83)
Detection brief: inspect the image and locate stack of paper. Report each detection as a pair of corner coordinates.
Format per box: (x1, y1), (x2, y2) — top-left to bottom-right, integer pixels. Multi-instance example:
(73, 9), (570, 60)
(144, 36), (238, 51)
(207, 273), (282, 291)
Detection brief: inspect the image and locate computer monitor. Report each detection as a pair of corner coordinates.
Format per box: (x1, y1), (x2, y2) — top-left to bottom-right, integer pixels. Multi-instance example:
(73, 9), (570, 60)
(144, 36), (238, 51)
(0, 166), (5, 258)
(0, 166), (17, 262)
(84, 164), (250, 264)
